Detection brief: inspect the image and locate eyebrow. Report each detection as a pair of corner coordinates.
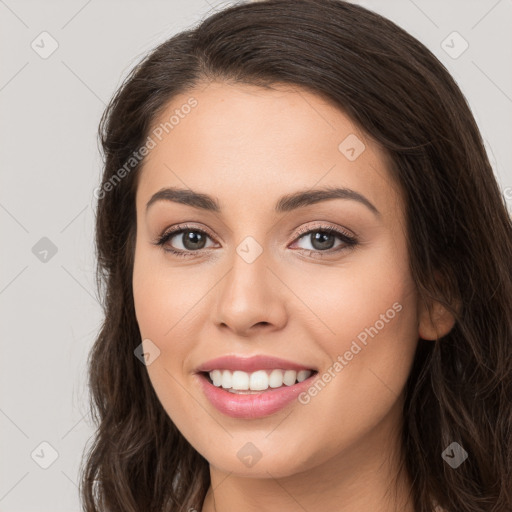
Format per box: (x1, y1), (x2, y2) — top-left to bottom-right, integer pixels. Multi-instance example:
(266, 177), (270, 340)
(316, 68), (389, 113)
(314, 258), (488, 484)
(145, 185), (380, 216)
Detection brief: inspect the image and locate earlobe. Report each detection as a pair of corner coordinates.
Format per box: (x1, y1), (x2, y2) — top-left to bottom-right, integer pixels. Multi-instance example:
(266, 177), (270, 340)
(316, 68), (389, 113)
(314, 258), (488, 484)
(417, 270), (460, 341)
(417, 298), (457, 341)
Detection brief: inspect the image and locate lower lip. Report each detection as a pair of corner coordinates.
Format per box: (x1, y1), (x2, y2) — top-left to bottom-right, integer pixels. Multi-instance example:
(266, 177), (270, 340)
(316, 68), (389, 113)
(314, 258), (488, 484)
(195, 372), (318, 419)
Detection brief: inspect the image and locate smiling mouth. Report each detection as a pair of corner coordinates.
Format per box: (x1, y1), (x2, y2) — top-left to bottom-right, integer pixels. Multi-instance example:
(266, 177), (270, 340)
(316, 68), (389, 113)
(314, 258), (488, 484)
(201, 368), (318, 393)
(196, 366), (320, 419)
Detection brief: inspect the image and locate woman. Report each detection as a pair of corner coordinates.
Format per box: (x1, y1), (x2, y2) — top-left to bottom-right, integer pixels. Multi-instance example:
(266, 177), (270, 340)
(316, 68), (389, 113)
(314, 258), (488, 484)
(80, 1), (512, 511)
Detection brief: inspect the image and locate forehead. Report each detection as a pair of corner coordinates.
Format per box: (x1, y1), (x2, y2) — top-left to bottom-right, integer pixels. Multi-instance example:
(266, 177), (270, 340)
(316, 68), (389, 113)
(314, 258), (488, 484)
(136, 81), (400, 220)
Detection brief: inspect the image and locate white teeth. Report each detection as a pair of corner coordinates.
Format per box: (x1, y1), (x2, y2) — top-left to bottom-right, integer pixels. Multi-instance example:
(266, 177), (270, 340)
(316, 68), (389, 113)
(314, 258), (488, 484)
(249, 370), (269, 391)
(221, 371), (232, 389)
(208, 368), (313, 391)
(268, 369), (284, 388)
(283, 370), (297, 386)
(297, 370), (310, 383)
(211, 369), (222, 387)
(231, 370), (249, 390)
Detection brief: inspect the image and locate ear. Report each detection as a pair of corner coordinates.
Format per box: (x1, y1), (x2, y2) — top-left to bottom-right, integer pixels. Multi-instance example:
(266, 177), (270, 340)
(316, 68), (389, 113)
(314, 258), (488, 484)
(417, 271), (459, 341)
(417, 298), (456, 340)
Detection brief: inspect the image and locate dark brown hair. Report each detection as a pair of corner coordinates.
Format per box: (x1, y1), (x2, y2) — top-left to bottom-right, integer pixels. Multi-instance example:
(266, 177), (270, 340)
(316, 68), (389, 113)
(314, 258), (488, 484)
(80, 1), (512, 511)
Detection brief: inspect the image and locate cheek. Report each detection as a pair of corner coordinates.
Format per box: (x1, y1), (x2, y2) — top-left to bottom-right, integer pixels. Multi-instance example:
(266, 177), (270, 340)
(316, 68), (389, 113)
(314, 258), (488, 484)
(292, 234), (417, 356)
(132, 242), (216, 417)
(290, 241), (419, 445)
(132, 247), (205, 440)
(132, 241), (205, 345)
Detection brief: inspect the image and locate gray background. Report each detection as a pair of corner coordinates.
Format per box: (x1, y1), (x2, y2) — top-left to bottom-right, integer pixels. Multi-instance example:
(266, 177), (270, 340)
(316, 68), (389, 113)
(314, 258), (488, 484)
(1, 0), (511, 510)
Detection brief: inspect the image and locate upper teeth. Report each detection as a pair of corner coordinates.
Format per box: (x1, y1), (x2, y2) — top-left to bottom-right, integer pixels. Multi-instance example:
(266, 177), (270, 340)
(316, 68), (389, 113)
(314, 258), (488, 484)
(208, 369), (312, 391)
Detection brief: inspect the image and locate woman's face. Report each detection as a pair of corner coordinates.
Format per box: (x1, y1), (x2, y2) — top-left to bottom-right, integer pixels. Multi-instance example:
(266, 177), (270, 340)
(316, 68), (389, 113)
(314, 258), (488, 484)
(132, 81), (437, 478)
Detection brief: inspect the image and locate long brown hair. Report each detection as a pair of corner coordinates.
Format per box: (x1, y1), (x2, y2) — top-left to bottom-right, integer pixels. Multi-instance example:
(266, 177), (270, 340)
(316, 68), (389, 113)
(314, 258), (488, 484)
(80, 1), (512, 510)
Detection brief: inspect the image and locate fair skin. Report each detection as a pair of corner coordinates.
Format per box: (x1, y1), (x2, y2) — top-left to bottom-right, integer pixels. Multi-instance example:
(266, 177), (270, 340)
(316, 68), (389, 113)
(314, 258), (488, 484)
(132, 81), (455, 512)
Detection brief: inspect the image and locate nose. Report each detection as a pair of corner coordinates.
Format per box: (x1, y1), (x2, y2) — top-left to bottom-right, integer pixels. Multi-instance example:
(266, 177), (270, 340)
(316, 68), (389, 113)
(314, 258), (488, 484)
(213, 244), (288, 338)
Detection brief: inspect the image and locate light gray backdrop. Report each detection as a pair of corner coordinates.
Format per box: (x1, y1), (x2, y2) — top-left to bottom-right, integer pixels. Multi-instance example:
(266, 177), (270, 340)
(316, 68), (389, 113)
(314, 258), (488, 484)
(1, 0), (511, 510)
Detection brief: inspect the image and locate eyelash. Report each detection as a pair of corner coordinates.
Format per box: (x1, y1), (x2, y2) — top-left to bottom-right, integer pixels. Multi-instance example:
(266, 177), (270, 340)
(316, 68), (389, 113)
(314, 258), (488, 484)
(152, 223), (358, 259)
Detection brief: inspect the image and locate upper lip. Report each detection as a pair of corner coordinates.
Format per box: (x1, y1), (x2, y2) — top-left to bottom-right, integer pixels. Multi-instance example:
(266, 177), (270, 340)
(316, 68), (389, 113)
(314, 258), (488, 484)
(195, 355), (316, 373)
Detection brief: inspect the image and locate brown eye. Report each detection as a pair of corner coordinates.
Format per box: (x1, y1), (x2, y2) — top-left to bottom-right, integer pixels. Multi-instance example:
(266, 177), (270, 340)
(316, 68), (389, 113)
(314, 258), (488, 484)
(154, 225), (217, 257)
(291, 226), (358, 255)
(307, 231), (337, 251)
(177, 230), (208, 250)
